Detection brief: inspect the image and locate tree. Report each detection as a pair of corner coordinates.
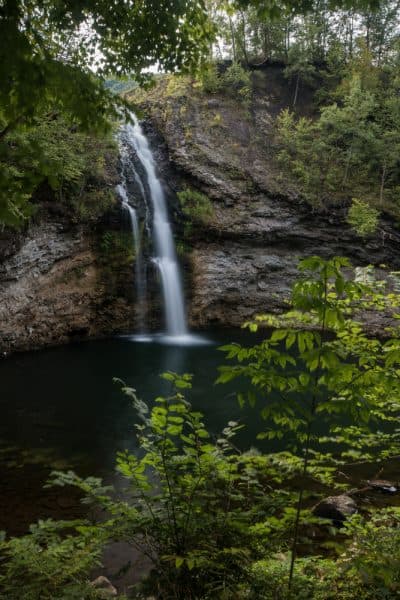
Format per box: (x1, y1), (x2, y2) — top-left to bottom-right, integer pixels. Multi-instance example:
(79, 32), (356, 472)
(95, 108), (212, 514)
(284, 43), (317, 106)
(0, 0), (215, 226)
(276, 66), (400, 212)
(347, 198), (380, 236)
(236, 0), (383, 18)
(360, 0), (400, 65)
(218, 255), (400, 591)
(0, 1), (214, 136)
(0, 112), (117, 227)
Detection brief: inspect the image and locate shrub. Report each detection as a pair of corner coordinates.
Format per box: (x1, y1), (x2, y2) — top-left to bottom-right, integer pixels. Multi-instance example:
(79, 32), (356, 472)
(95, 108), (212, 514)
(347, 198), (380, 237)
(177, 187), (214, 224)
(199, 62), (222, 94)
(222, 63), (252, 103)
(198, 61), (252, 104)
(246, 511), (400, 600)
(47, 375), (298, 599)
(0, 520), (110, 600)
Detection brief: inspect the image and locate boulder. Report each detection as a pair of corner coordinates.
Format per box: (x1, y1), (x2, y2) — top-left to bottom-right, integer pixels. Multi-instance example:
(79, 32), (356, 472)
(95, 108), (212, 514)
(90, 576), (117, 598)
(313, 494), (357, 524)
(367, 479), (398, 494)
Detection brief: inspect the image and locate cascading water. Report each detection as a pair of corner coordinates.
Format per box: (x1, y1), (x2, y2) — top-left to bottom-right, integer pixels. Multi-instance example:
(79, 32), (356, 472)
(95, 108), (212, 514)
(116, 152), (146, 331)
(116, 182), (140, 269)
(125, 114), (188, 337)
(117, 113), (200, 343)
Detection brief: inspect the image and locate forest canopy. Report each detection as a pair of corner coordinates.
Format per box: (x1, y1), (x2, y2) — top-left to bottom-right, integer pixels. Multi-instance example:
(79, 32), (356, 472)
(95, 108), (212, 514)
(0, 0), (394, 227)
(0, 0), (214, 225)
(203, 0), (400, 223)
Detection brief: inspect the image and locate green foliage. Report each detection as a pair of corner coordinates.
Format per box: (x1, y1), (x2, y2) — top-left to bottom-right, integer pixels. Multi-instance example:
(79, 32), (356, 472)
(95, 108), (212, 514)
(164, 74), (192, 98)
(199, 61), (252, 103)
(231, 0), (380, 19)
(99, 231), (135, 266)
(0, 1), (214, 126)
(0, 113), (118, 226)
(177, 187), (214, 224)
(3, 256), (400, 598)
(276, 72), (400, 213)
(347, 198), (380, 237)
(175, 239), (192, 257)
(245, 510), (400, 600)
(0, 0), (215, 225)
(208, 2), (400, 217)
(47, 374), (299, 599)
(199, 62), (222, 94)
(219, 256), (400, 464)
(340, 509), (400, 596)
(219, 255), (400, 589)
(210, 0), (394, 67)
(284, 43), (318, 106)
(0, 519), (108, 600)
(246, 555), (333, 600)
(223, 63), (252, 102)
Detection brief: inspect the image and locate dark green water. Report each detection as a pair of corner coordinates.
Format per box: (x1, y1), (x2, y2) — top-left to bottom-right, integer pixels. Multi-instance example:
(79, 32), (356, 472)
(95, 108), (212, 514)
(0, 329), (264, 534)
(1, 326), (399, 567)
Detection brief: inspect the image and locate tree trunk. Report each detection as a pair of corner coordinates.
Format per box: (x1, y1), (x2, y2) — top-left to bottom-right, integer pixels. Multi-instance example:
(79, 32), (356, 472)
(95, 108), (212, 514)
(240, 11), (249, 65)
(342, 148), (353, 186)
(293, 73), (300, 107)
(229, 16), (237, 62)
(285, 19), (291, 58)
(380, 162), (387, 204)
(348, 13), (354, 59)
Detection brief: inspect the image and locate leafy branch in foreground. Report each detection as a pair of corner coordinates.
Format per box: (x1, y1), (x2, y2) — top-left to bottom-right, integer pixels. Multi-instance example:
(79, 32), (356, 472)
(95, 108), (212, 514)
(218, 255), (400, 592)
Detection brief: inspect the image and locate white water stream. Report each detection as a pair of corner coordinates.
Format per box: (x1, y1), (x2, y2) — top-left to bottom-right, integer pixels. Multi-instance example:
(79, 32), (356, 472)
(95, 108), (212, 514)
(116, 152), (146, 330)
(116, 182), (140, 265)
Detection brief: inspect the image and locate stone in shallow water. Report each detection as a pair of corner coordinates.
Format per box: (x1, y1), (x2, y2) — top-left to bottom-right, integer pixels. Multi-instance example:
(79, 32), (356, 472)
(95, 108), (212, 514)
(313, 494), (357, 524)
(90, 576), (117, 598)
(367, 479), (398, 493)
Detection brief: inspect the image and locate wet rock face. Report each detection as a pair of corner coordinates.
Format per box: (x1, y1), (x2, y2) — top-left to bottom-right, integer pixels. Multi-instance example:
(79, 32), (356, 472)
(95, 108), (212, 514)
(189, 244), (296, 326)
(3, 66), (400, 355)
(0, 214), (137, 355)
(0, 222), (82, 282)
(186, 204), (400, 328)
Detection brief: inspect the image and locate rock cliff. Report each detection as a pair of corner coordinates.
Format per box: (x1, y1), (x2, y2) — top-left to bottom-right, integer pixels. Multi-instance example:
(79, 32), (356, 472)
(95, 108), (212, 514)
(0, 190), (138, 355)
(2, 67), (400, 355)
(130, 67), (400, 329)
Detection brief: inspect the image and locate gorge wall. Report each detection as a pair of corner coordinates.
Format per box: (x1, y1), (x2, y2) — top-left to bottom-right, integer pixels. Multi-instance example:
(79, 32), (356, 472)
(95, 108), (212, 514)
(131, 67), (400, 331)
(0, 187), (139, 355)
(2, 66), (400, 355)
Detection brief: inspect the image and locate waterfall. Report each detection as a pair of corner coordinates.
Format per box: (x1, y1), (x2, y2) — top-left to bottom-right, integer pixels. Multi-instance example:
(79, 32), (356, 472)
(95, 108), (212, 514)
(117, 113), (189, 339)
(116, 154), (146, 331)
(116, 182), (140, 263)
